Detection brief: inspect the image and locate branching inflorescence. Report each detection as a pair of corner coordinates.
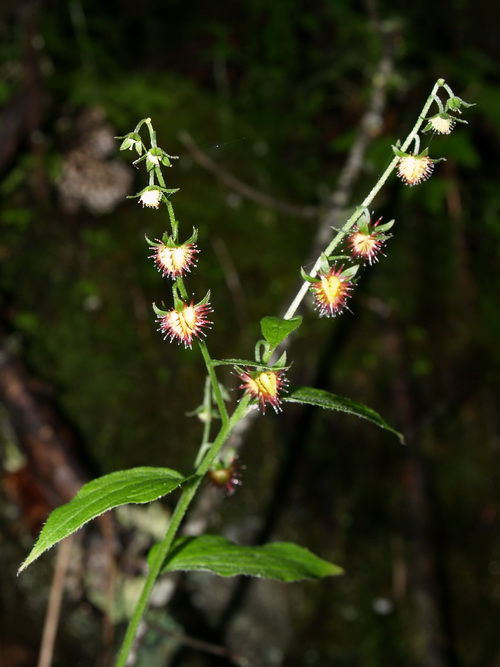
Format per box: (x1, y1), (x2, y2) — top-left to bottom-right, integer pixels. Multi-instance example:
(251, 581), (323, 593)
(118, 82), (474, 663)
(20, 80), (473, 667)
(118, 78), (473, 417)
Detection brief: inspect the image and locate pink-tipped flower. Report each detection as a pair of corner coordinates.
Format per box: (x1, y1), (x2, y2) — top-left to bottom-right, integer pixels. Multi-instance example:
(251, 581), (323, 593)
(155, 299), (213, 348)
(311, 266), (353, 317)
(148, 238), (198, 279)
(347, 217), (388, 265)
(207, 452), (242, 496)
(396, 152), (434, 186)
(237, 368), (288, 414)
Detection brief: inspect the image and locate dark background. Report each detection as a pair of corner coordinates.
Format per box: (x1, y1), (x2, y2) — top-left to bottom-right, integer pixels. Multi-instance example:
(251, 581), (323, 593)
(0, 0), (499, 665)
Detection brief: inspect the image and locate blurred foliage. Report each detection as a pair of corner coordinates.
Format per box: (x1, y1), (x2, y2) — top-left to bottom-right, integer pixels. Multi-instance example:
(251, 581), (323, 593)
(1, 0), (499, 665)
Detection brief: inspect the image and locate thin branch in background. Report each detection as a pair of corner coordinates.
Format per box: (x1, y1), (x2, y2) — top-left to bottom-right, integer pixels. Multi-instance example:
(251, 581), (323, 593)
(178, 130), (317, 220)
(212, 236), (249, 330)
(384, 316), (459, 667)
(181, 33), (396, 540)
(169, 26), (399, 665)
(37, 536), (73, 667)
(148, 621), (246, 666)
(303, 24), (396, 274)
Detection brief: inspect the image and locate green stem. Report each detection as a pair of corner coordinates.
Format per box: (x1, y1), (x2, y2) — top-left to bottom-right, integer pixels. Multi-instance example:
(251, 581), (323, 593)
(283, 78), (443, 321)
(199, 341), (229, 425)
(413, 133), (421, 155)
(156, 168), (166, 188)
(194, 377), (214, 468)
(166, 200), (177, 238)
(433, 95), (445, 115)
(115, 397), (250, 667)
(145, 118), (157, 148)
(174, 276), (189, 301)
(201, 376), (213, 444)
(116, 80), (447, 663)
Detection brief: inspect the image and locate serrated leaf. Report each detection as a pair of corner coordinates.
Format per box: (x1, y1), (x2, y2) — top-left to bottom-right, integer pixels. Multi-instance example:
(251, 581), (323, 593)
(19, 467), (186, 573)
(284, 387), (404, 443)
(261, 316), (302, 349)
(158, 535), (342, 581)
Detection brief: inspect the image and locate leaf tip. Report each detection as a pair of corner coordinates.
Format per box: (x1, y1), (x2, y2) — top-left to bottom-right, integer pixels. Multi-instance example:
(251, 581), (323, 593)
(17, 560), (28, 576)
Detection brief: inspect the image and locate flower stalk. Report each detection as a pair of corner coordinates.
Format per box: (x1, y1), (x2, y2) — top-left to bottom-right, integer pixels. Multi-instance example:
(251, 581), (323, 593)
(113, 77), (473, 665)
(283, 78), (449, 321)
(115, 394), (251, 667)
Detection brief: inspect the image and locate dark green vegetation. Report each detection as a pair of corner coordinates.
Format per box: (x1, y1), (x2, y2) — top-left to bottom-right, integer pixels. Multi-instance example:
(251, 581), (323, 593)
(1, 1), (499, 665)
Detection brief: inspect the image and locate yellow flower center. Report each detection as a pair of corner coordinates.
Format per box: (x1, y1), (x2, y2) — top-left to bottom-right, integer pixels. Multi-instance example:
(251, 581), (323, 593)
(251, 371), (278, 399)
(157, 246), (173, 271)
(155, 244), (195, 277)
(351, 232), (376, 255)
(171, 246), (190, 271)
(168, 305), (197, 338)
(321, 274), (342, 301)
(210, 468), (231, 485)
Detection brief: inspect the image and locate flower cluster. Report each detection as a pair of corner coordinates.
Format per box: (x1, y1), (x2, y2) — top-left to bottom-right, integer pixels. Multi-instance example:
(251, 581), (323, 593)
(118, 119), (212, 349)
(116, 81), (473, 414)
(304, 83), (473, 319)
(303, 212), (394, 317)
(393, 84), (473, 187)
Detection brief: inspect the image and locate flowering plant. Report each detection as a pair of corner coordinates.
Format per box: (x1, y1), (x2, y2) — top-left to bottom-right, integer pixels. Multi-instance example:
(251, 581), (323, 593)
(19, 78), (473, 665)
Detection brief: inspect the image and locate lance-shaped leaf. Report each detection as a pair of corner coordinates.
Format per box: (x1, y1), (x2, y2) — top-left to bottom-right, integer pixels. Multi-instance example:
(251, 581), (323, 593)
(19, 467), (186, 573)
(156, 535), (342, 581)
(284, 386), (404, 443)
(211, 358), (266, 368)
(260, 316), (302, 349)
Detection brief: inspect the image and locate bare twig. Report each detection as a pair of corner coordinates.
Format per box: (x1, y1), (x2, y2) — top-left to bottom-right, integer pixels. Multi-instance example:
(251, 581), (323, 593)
(148, 622), (246, 665)
(384, 315), (458, 667)
(178, 130), (317, 220)
(37, 537), (73, 667)
(182, 37), (396, 536)
(305, 28), (396, 267)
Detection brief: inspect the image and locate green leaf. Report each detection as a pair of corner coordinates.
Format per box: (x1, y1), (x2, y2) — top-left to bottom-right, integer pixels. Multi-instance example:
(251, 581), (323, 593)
(340, 265), (360, 281)
(19, 467), (186, 573)
(157, 535), (342, 581)
(211, 358), (265, 368)
(284, 386), (404, 443)
(260, 316), (303, 349)
(375, 219), (395, 233)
